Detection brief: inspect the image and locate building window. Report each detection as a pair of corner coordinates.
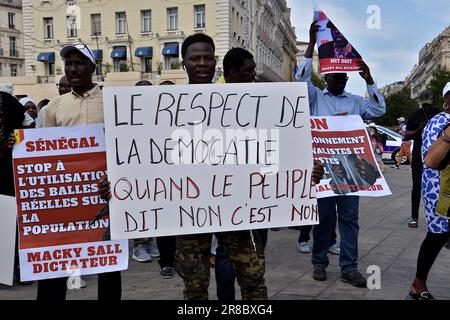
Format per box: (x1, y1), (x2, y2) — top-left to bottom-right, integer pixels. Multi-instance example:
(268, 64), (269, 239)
(167, 8), (178, 30)
(46, 62), (54, 76)
(194, 5), (205, 28)
(43, 17), (53, 39)
(116, 12), (126, 34)
(112, 46), (127, 72)
(91, 14), (101, 36)
(0, 64), (3, 77)
(95, 62), (102, 76)
(141, 10), (151, 33)
(8, 12), (15, 29)
(144, 57), (152, 73)
(67, 16), (77, 38)
(9, 37), (17, 57)
(10, 64), (17, 77)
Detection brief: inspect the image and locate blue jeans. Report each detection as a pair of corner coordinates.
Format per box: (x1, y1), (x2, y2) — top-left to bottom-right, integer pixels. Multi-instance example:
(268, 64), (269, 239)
(215, 245), (236, 301)
(312, 196), (359, 273)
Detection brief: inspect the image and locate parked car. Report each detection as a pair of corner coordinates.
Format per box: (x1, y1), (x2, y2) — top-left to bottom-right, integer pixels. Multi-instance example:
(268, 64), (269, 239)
(375, 125), (413, 164)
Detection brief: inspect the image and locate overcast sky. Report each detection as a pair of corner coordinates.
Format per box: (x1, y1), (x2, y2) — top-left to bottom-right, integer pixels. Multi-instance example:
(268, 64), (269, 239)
(286, 0), (450, 95)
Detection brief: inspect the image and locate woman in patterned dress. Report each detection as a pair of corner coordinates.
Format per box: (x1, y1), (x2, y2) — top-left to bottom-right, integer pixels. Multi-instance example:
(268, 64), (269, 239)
(409, 83), (450, 300)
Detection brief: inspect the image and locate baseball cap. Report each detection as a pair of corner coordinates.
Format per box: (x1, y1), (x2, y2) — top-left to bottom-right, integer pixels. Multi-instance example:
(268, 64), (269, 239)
(397, 117), (405, 122)
(60, 43), (95, 65)
(443, 82), (450, 98)
(418, 88), (434, 105)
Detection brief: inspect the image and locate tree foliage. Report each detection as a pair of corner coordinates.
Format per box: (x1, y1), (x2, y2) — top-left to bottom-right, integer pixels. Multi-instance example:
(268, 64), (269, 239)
(377, 87), (418, 127)
(429, 67), (450, 108)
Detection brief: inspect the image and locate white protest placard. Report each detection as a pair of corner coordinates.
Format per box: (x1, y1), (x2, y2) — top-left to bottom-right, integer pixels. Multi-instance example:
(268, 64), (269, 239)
(12, 124), (128, 281)
(0, 195), (17, 286)
(103, 82), (318, 239)
(311, 115), (391, 198)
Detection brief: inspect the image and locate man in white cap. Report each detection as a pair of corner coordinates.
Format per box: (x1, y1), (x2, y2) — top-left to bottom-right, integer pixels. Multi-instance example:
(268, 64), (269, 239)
(392, 116), (412, 170)
(43, 43), (101, 127)
(40, 43), (121, 300)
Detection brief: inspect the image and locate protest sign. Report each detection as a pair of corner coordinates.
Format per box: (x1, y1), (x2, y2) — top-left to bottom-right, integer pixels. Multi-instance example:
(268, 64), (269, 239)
(314, 10), (363, 74)
(103, 83), (318, 240)
(0, 195), (17, 286)
(311, 115), (391, 198)
(12, 124), (128, 281)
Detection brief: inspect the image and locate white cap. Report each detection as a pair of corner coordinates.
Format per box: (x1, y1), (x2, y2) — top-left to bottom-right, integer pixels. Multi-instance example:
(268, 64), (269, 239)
(443, 82), (450, 98)
(397, 117), (405, 123)
(368, 123), (376, 128)
(60, 43), (95, 65)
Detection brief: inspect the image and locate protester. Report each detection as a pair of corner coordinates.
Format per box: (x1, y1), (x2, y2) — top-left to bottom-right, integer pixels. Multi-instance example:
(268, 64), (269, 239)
(368, 124), (385, 172)
(408, 82), (450, 300)
(17, 97), (35, 129)
(125, 80), (161, 264)
(97, 34), (268, 300)
(212, 47), (266, 301)
(0, 91), (24, 196)
(152, 79), (177, 279)
(392, 117), (412, 170)
(19, 97), (37, 120)
(35, 99), (50, 128)
(0, 90), (28, 286)
(40, 43), (121, 301)
(404, 89), (440, 228)
(56, 75), (72, 95)
(295, 21), (386, 288)
(298, 225), (340, 255)
(206, 47), (324, 300)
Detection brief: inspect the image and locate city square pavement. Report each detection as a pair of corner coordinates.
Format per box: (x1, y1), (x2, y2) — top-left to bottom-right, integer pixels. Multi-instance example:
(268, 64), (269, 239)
(1, 165), (450, 300)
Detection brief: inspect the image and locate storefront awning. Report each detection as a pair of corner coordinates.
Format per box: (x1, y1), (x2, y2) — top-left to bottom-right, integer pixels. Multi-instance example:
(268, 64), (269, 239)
(37, 52), (55, 62)
(111, 48), (127, 59)
(135, 47), (153, 57)
(162, 43), (179, 56)
(92, 49), (103, 61)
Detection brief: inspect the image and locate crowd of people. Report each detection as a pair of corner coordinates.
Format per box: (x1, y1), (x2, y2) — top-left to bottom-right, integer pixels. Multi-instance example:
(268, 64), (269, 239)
(1, 20), (449, 301)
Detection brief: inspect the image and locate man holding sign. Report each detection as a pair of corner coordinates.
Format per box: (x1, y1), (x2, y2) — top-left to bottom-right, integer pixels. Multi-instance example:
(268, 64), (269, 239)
(171, 34), (269, 300)
(40, 43), (122, 300)
(296, 20), (386, 287)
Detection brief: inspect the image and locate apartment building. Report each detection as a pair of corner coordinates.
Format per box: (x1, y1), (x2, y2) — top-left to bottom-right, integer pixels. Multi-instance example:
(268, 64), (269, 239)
(3, 0), (298, 100)
(0, 0), (24, 77)
(404, 26), (450, 99)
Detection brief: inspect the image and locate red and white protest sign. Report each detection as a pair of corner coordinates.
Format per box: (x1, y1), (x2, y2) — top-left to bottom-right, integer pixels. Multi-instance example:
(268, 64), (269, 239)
(311, 116), (391, 198)
(13, 124), (128, 281)
(314, 10), (363, 74)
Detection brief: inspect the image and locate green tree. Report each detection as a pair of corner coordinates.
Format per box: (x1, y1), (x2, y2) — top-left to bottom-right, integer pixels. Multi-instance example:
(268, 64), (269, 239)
(429, 67), (450, 108)
(377, 87), (418, 127)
